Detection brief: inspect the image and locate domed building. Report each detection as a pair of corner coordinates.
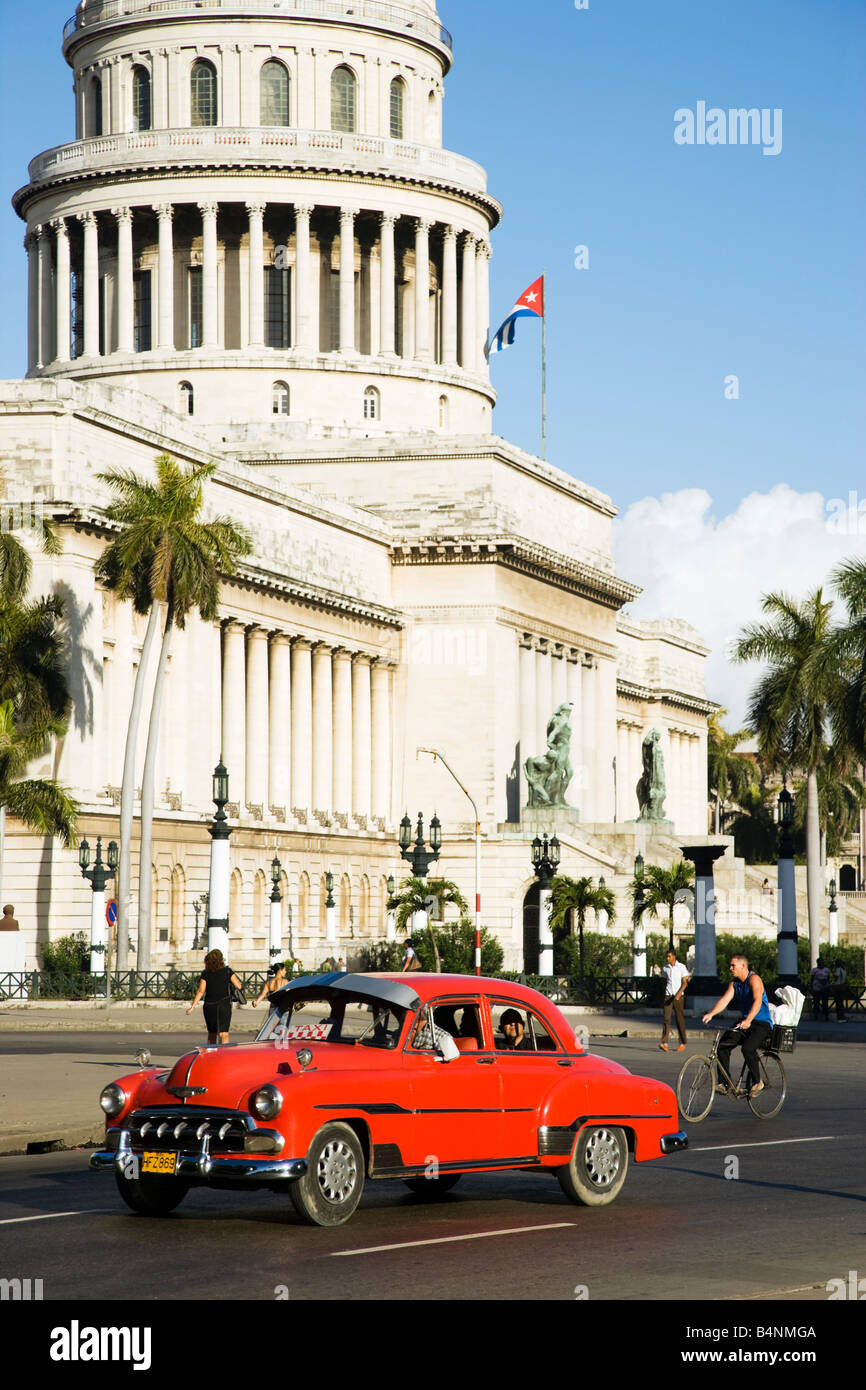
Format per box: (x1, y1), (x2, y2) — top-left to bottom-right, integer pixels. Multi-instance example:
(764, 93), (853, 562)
(2, 0), (715, 974)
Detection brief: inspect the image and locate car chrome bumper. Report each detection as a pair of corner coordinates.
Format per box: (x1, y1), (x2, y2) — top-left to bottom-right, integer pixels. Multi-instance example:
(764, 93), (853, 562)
(660, 1131), (688, 1154)
(90, 1131), (307, 1182)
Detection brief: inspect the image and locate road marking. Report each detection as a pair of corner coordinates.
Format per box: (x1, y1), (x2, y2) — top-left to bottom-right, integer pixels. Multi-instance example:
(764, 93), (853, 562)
(690, 1135), (839, 1153)
(721, 1283), (827, 1300)
(0, 1210), (106, 1226)
(329, 1222), (576, 1257)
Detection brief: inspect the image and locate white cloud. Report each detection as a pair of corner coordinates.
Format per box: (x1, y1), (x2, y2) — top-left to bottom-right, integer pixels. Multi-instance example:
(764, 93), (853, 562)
(612, 484), (866, 727)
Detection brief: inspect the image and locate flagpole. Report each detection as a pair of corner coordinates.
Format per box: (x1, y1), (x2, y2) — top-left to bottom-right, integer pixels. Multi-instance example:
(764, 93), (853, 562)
(541, 269), (546, 460)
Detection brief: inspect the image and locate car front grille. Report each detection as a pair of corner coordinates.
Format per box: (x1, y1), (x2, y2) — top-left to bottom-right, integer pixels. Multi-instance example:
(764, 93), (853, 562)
(128, 1107), (253, 1155)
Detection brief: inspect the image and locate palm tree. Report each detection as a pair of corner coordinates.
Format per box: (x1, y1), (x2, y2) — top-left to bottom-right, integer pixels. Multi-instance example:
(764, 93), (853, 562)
(394, 875), (467, 973)
(0, 463), (61, 605)
(549, 875), (616, 977)
(733, 588), (838, 966)
(0, 699), (78, 857)
(825, 558), (866, 760)
(95, 456), (252, 970)
(792, 747), (866, 861)
(707, 710), (759, 833)
(628, 861), (695, 949)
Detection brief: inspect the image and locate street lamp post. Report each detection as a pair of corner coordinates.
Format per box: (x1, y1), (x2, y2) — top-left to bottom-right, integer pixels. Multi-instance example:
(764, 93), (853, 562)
(828, 877), (838, 948)
(417, 747), (483, 975)
(398, 810), (442, 938)
(207, 761), (232, 955)
(632, 853), (647, 977)
(531, 833), (560, 976)
(192, 893), (208, 952)
(270, 856), (283, 963)
(777, 779), (799, 985)
(79, 836), (119, 977)
(386, 874), (397, 942)
(325, 870), (336, 946)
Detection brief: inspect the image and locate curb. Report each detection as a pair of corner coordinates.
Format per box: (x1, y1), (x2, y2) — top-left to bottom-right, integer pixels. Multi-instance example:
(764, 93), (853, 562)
(0, 1124), (103, 1158)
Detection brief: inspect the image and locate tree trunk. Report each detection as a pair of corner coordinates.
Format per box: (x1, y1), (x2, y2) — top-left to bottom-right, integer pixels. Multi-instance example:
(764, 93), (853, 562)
(805, 768), (822, 968)
(137, 604), (173, 973)
(116, 604), (160, 972)
(714, 794), (720, 835)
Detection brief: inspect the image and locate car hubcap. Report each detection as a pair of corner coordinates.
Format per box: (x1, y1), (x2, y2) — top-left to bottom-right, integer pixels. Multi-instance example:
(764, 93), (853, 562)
(317, 1140), (357, 1203)
(584, 1129), (621, 1187)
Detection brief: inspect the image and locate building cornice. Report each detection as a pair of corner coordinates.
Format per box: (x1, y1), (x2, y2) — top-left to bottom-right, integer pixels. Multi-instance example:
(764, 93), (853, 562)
(617, 679), (720, 716)
(391, 535), (641, 611)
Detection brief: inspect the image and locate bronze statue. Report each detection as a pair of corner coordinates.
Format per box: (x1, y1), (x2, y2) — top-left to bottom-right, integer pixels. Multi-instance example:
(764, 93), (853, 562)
(525, 703), (574, 807)
(636, 729), (667, 821)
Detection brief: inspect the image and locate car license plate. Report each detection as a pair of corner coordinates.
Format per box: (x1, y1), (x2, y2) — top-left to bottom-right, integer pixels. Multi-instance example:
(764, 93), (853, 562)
(142, 1151), (178, 1176)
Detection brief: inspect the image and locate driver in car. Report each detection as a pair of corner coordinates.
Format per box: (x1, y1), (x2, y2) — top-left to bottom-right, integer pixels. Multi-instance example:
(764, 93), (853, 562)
(410, 1008), (459, 1061)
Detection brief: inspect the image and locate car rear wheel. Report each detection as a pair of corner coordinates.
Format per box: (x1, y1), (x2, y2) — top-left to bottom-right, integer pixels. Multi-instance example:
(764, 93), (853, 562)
(290, 1123), (365, 1227)
(557, 1125), (629, 1207)
(114, 1168), (190, 1216)
(403, 1173), (462, 1198)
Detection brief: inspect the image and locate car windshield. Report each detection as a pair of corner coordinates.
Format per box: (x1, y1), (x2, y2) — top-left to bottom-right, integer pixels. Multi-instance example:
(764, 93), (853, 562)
(256, 992), (406, 1049)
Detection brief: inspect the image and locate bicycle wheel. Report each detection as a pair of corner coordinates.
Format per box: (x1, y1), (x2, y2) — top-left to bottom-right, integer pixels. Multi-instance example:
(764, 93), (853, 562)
(748, 1052), (787, 1118)
(677, 1056), (716, 1122)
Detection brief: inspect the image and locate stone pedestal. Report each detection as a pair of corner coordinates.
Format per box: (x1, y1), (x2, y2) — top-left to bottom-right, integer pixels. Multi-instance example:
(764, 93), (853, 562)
(0, 931), (25, 973)
(520, 806), (582, 835)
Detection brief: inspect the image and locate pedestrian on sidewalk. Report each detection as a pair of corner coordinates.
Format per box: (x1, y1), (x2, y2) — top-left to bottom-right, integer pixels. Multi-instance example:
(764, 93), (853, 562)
(832, 960), (847, 1022)
(660, 948), (690, 1051)
(186, 949), (243, 1044)
(810, 958), (831, 1021)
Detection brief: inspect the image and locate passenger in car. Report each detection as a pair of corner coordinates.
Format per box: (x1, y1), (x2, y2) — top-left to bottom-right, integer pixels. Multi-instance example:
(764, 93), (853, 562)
(498, 1008), (529, 1051)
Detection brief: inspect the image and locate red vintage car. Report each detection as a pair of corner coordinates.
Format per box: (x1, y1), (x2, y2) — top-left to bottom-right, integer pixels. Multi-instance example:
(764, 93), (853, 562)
(91, 972), (686, 1226)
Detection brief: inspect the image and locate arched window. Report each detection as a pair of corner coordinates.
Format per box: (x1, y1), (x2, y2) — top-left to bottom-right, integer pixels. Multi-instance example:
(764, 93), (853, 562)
(272, 381), (290, 416)
(179, 381), (194, 415)
(340, 873), (352, 936)
(230, 868), (244, 936)
(359, 875), (371, 936)
(389, 77), (405, 140)
(363, 386), (379, 421)
(170, 865), (185, 947)
(439, 395), (449, 428)
(298, 870), (310, 936)
(331, 65), (357, 133)
(89, 75), (103, 137)
(191, 59), (217, 127)
(260, 59), (290, 126)
(132, 66), (152, 132)
(253, 869), (267, 936)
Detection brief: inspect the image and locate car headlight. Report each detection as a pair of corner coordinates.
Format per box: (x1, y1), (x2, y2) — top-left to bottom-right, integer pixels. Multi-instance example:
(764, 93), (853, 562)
(252, 1084), (283, 1120)
(99, 1083), (128, 1118)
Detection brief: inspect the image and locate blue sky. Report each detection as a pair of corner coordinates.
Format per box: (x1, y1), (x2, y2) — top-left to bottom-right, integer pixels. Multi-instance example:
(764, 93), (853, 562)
(1, 0), (864, 714)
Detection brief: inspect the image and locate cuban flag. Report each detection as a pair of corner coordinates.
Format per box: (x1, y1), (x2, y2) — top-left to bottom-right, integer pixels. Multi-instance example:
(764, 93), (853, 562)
(487, 275), (544, 356)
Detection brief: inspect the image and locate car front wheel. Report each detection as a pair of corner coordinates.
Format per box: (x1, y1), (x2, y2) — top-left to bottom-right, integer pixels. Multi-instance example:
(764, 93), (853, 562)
(114, 1168), (190, 1217)
(290, 1123), (365, 1227)
(557, 1125), (629, 1207)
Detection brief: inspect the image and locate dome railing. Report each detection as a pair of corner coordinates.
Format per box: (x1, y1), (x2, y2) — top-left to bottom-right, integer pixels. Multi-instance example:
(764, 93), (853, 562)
(63, 0), (452, 51)
(26, 125), (485, 194)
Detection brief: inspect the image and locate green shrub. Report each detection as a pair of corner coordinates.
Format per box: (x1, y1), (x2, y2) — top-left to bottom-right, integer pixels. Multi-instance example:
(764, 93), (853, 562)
(357, 941), (404, 972)
(40, 933), (89, 974)
(362, 921), (504, 975)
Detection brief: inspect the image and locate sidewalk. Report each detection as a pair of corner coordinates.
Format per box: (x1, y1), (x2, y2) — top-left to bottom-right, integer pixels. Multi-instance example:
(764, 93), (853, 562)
(0, 1003), (861, 1156)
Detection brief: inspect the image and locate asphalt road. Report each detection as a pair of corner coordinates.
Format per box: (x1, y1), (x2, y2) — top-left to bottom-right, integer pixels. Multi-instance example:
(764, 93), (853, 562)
(1, 1038), (863, 1304)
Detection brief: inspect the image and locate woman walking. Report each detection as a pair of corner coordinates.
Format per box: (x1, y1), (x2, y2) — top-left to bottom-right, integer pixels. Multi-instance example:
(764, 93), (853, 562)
(186, 948), (243, 1044)
(252, 960), (288, 1012)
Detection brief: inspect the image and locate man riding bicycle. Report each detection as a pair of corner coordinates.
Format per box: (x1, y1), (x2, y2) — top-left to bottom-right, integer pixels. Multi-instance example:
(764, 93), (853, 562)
(702, 955), (773, 1098)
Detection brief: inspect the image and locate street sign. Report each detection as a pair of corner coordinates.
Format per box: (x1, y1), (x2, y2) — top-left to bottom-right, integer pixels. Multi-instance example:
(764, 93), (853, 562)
(106, 898), (118, 926)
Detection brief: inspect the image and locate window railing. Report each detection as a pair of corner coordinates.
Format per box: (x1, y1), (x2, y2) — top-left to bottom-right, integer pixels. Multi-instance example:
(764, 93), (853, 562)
(63, 0), (452, 52)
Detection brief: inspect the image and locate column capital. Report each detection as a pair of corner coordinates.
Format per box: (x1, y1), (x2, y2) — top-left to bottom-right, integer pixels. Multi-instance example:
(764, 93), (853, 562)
(534, 637), (549, 655)
(291, 636), (313, 653)
(416, 217), (434, 235)
(294, 202), (314, 219)
(476, 239), (492, 259)
(113, 207), (133, 225)
(462, 231), (477, 249)
(518, 631), (535, 651)
(79, 211), (97, 229)
(50, 217), (68, 237)
(36, 224), (50, 243)
(582, 651), (596, 669)
(380, 211), (397, 228)
(269, 630), (292, 648)
(443, 224), (458, 244)
(153, 202), (174, 222)
(340, 206), (358, 225)
(198, 201), (219, 219)
(222, 616), (245, 635)
(246, 201), (267, 218)
(332, 646), (354, 663)
(352, 651), (373, 667)
(566, 648), (581, 664)
(24, 230), (37, 252)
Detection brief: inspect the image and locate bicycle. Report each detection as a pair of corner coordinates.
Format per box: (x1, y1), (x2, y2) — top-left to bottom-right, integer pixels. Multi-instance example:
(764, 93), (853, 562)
(676, 1027), (787, 1122)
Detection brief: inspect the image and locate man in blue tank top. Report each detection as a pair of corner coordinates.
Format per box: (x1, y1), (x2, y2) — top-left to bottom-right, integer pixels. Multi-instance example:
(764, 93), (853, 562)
(702, 954), (773, 1096)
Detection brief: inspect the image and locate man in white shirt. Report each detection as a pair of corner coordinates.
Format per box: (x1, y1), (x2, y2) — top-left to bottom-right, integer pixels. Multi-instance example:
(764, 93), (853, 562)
(660, 948), (690, 1051)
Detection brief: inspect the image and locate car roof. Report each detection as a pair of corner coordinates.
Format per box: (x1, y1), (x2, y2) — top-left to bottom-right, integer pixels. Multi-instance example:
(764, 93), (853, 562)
(376, 974), (561, 1010)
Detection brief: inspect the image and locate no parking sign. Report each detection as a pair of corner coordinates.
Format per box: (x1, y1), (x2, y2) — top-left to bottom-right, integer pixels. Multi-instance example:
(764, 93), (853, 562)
(106, 899), (118, 926)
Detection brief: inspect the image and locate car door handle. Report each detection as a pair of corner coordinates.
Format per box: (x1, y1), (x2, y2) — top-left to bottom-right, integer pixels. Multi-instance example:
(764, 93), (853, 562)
(557, 1060), (574, 1067)
(477, 1057), (497, 1065)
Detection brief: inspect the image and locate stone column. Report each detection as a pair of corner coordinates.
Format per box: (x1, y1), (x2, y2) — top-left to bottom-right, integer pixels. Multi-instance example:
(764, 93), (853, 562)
(291, 639), (313, 814)
(566, 653), (583, 814)
(115, 207), (134, 354)
(617, 724), (630, 822)
(154, 204), (174, 350)
(519, 635), (536, 811)
(352, 654), (372, 822)
(442, 225), (458, 366)
(199, 202), (219, 348)
(246, 201), (265, 348)
(245, 626), (269, 815)
(26, 232), (39, 372)
(414, 218), (432, 361)
(379, 212), (396, 356)
(332, 648), (353, 819)
(312, 643), (333, 815)
(37, 225), (53, 368)
(581, 656), (596, 822)
(81, 212), (100, 358)
(268, 633), (291, 814)
(461, 233), (476, 371)
(535, 640), (552, 755)
(221, 620), (246, 810)
(53, 219), (71, 364)
(476, 238), (490, 367)
(339, 207), (357, 354)
(595, 657), (618, 823)
(294, 203), (314, 350)
(669, 730), (681, 829)
(551, 645), (567, 710)
(371, 660), (391, 823)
